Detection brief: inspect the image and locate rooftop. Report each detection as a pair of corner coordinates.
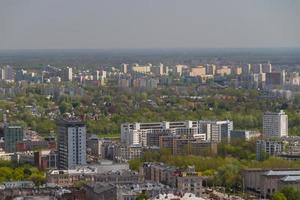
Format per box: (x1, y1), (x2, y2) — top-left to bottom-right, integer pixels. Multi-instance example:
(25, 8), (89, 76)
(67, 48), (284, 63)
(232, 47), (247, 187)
(56, 118), (84, 126)
(281, 175), (300, 182)
(84, 182), (115, 194)
(49, 166), (97, 175)
(153, 193), (205, 200)
(264, 170), (300, 176)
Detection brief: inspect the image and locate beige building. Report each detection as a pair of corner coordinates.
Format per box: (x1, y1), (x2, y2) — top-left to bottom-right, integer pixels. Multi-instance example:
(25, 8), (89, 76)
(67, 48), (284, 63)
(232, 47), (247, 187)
(174, 65), (187, 76)
(289, 72), (300, 86)
(141, 163), (207, 197)
(190, 66), (206, 77)
(216, 66), (231, 76)
(132, 65), (151, 74)
(233, 67), (242, 75)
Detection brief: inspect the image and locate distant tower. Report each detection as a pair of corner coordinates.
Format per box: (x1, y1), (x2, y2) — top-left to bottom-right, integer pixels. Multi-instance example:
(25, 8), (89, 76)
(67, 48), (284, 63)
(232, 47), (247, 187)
(263, 110), (288, 138)
(262, 62), (272, 73)
(0, 65), (14, 81)
(242, 64), (251, 74)
(4, 125), (24, 153)
(121, 64), (128, 74)
(63, 67), (73, 81)
(57, 118), (86, 169)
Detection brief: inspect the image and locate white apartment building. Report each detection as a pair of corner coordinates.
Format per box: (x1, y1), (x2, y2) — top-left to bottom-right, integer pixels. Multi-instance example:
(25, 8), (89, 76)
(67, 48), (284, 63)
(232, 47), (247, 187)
(62, 67), (73, 81)
(121, 120), (233, 146)
(0, 65), (14, 81)
(199, 120), (233, 143)
(263, 110), (288, 138)
(57, 119), (86, 169)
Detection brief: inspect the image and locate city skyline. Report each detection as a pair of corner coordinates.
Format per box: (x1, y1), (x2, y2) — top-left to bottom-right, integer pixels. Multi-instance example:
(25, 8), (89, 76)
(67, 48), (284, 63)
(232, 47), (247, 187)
(1, 0), (300, 50)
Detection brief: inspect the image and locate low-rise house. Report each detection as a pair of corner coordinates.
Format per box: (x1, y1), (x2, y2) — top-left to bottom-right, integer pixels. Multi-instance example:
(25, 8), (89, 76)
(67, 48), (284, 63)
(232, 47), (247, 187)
(141, 163), (207, 197)
(83, 182), (117, 200)
(47, 163), (137, 187)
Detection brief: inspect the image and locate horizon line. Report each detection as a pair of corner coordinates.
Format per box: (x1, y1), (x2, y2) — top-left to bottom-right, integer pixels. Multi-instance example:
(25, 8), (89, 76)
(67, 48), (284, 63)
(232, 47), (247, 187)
(1, 47), (300, 52)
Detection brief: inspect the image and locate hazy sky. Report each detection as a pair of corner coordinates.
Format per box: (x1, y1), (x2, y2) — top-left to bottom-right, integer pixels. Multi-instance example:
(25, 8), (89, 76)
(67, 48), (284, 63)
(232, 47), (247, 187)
(1, 0), (300, 49)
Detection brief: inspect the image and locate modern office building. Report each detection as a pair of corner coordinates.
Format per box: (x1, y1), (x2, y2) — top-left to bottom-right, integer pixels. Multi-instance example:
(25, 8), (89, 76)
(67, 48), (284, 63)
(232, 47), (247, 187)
(263, 110), (288, 138)
(4, 125), (24, 153)
(57, 118), (86, 169)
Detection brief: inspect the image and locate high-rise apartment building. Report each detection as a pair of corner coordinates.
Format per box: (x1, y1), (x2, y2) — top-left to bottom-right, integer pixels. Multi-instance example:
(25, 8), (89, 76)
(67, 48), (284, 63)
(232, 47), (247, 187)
(262, 63), (272, 73)
(4, 125), (24, 153)
(265, 71), (285, 87)
(0, 65), (14, 81)
(121, 64), (128, 74)
(242, 64), (252, 75)
(205, 64), (216, 75)
(62, 67), (73, 81)
(199, 120), (233, 143)
(263, 110), (288, 138)
(57, 118), (86, 169)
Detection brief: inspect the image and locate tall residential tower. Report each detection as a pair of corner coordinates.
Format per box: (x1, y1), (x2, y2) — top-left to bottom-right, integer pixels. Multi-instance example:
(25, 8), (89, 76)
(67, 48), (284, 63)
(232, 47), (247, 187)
(57, 118), (86, 169)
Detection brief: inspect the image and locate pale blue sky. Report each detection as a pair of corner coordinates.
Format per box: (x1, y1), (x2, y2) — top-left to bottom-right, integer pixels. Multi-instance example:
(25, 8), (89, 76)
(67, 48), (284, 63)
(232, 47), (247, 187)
(0, 0), (299, 49)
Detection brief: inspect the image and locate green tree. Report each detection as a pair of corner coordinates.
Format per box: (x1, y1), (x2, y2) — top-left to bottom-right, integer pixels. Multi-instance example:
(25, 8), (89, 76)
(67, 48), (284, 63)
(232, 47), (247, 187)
(128, 159), (142, 171)
(272, 192), (287, 200)
(29, 173), (45, 186)
(0, 167), (13, 182)
(35, 119), (56, 135)
(59, 101), (72, 113)
(280, 186), (300, 200)
(13, 167), (25, 180)
(215, 163), (241, 192)
(136, 192), (149, 200)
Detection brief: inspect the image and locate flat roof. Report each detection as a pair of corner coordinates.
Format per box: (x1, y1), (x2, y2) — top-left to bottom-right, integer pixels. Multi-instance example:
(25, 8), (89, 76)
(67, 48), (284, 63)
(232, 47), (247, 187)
(264, 170), (300, 176)
(281, 175), (300, 182)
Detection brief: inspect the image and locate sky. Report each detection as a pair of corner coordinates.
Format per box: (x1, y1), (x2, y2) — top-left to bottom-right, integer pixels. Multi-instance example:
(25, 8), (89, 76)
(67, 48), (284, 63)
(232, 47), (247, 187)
(0, 0), (300, 50)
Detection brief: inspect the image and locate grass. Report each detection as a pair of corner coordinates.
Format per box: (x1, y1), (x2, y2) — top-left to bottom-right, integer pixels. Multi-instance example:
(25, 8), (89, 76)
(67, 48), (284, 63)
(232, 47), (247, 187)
(97, 133), (120, 139)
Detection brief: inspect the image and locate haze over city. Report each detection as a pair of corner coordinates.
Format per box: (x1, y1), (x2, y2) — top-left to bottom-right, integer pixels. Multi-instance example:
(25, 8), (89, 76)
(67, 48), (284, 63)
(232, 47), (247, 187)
(1, 0), (300, 50)
(2, 1), (300, 200)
